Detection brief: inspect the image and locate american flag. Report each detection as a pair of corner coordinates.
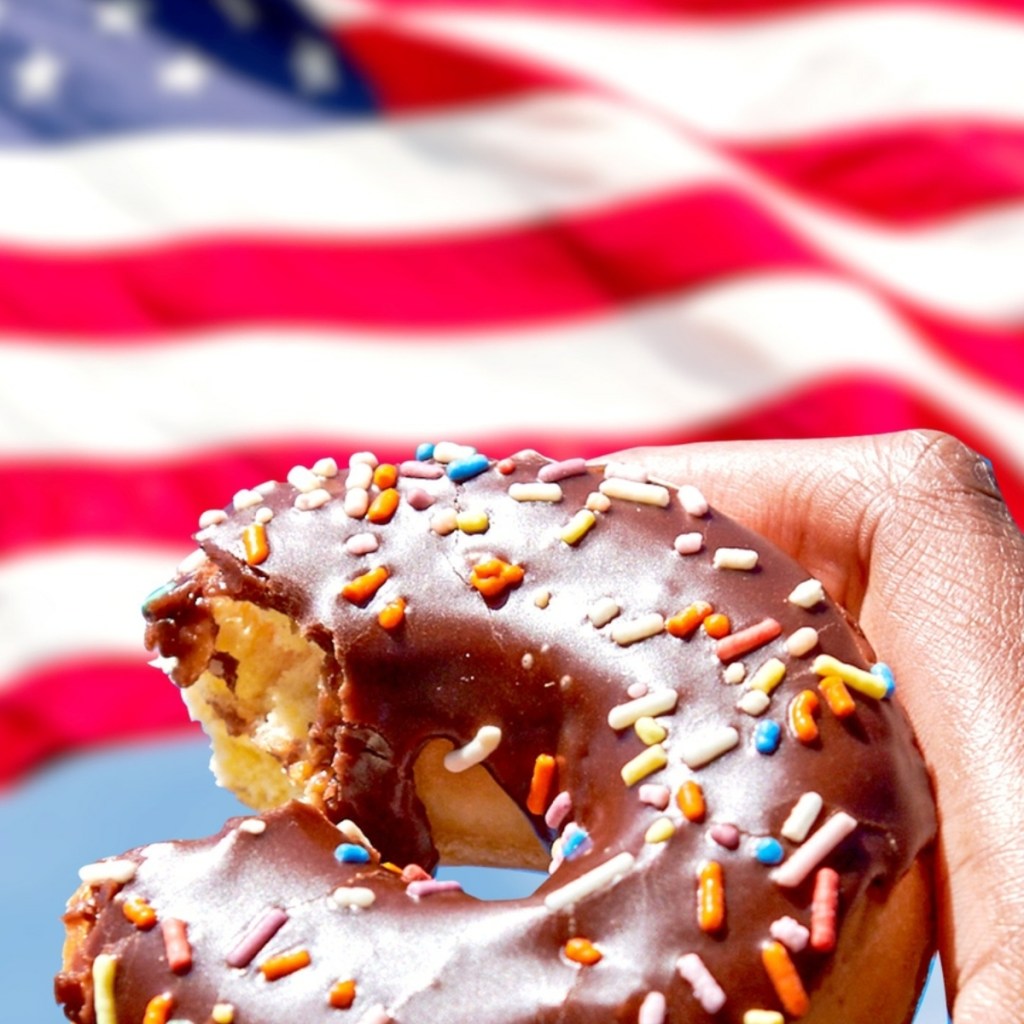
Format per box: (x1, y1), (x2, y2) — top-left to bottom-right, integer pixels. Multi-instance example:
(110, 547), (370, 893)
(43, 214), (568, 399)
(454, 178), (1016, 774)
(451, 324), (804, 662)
(0, 1), (1020, 1015)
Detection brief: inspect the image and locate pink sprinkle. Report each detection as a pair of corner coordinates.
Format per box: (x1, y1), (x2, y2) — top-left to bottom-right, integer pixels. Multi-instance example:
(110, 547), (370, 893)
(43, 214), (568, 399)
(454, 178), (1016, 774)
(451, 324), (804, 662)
(538, 458), (587, 483)
(715, 617), (782, 663)
(771, 812), (858, 888)
(406, 880), (463, 899)
(638, 991), (666, 1024)
(710, 823), (740, 850)
(399, 460), (444, 480)
(810, 867), (840, 951)
(544, 791), (572, 830)
(677, 953), (725, 1014)
(162, 918), (192, 974)
(345, 533), (379, 556)
(400, 864), (431, 883)
(626, 682), (648, 699)
(770, 915), (810, 952)
(638, 784), (670, 810)
(405, 488), (435, 511)
(674, 532), (703, 555)
(226, 906), (288, 968)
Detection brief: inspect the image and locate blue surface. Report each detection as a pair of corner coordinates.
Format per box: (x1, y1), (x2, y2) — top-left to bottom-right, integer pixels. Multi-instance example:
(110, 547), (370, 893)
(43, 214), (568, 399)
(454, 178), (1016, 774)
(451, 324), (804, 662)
(2, 734), (949, 1022)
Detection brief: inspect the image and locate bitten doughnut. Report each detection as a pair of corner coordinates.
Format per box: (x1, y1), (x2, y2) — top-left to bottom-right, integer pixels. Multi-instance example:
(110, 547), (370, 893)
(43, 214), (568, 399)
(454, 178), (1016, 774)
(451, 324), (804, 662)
(57, 445), (936, 1024)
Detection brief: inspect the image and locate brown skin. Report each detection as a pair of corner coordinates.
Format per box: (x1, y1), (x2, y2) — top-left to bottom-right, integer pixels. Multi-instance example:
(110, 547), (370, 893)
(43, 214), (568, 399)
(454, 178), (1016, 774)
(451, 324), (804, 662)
(613, 430), (1024, 1024)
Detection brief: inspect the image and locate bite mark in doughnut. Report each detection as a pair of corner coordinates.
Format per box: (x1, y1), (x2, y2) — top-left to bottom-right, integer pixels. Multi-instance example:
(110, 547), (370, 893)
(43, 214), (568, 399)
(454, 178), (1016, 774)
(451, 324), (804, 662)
(56, 446), (936, 1024)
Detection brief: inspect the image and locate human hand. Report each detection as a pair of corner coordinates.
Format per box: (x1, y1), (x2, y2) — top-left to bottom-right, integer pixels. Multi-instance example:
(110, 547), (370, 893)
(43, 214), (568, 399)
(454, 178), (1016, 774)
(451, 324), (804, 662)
(612, 430), (1024, 1024)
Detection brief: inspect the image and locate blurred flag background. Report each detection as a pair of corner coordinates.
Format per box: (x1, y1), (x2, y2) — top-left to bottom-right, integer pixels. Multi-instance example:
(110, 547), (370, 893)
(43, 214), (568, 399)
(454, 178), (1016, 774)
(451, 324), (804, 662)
(4, 0), (1023, 1018)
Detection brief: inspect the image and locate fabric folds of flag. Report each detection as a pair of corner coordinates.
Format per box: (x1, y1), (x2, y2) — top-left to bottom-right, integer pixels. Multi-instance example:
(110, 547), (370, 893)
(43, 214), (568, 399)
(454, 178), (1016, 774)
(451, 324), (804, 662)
(2, 0), (1023, 790)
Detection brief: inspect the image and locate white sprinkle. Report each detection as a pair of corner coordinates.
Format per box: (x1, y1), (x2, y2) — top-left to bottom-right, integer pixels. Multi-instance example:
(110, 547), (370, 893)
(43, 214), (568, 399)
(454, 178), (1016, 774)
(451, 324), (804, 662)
(680, 725), (739, 768)
(238, 819), (266, 835)
(780, 792), (824, 843)
(610, 612), (665, 646)
(176, 548), (206, 575)
(545, 791), (572, 830)
(509, 481), (563, 502)
(603, 461), (647, 482)
(723, 662), (746, 685)
(430, 508), (458, 536)
(587, 597), (621, 628)
(607, 689), (678, 730)
(232, 488), (262, 510)
(638, 784), (671, 810)
(713, 547), (759, 571)
(345, 533), (379, 556)
(585, 491), (611, 512)
(677, 953), (726, 1015)
(443, 725), (502, 773)
(349, 451), (379, 469)
(312, 457), (338, 478)
(599, 478), (670, 507)
(254, 506), (274, 525)
(355, 1005), (391, 1024)
(78, 859), (137, 885)
(198, 508), (227, 529)
(147, 655), (178, 674)
(521, 652), (535, 670)
(344, 487), (369, 518)
(677, 484), (709, 517)
(346, 462), (374, 490)
(674, 532), (703, 555)
(533, 589), (551, 609)
(770, 915), (810, 952)
(788, 578), (826, 608)
(737, 689), (771, 716)
(288, 465), (321, 493)
(627, 681), (648, 698)
(432, 441), (476, 464)
(294, 488), (331, 510)
(330, 886), (376, 910)
(771, 811), (858, 887)
(785, 626), (820, 657)
(338, 818), (376, 853)
(638, 991), (667, 1024)
(256, 480), (277, 495)
(543, 851), (635, 912)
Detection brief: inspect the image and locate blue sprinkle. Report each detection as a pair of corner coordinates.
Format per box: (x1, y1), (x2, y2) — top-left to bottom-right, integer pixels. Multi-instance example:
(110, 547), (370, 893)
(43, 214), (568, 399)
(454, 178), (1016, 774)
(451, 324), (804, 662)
(754, 720), (781, 755)
(141, 580), (175, 610)
(562, 826), (591, 861)
(753, 837), (785, 865)
(447, 453), (490, 482)
(415, 442), (436, 462)
(335, 843), (371, 864)
(870, 662), (896, 698)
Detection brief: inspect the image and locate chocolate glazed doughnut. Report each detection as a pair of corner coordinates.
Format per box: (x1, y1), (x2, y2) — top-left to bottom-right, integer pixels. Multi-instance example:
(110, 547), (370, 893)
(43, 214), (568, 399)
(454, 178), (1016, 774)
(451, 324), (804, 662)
(57, 445), (936, 1024)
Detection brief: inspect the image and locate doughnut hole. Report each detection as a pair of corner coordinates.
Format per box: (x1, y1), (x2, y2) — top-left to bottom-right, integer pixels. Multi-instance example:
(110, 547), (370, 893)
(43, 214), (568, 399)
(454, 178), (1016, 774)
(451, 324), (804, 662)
(180, 597), (327, 810)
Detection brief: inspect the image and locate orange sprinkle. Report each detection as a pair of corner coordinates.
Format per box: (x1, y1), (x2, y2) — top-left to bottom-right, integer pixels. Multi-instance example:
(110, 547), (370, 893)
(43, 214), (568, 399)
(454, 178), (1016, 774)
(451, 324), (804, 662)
(677, 780), (706, 823)
(703, 612), (731, 639)
(341, 566), (389, 605)
(381, 861), (403, 876)
(761, 941), (810, 1018)
(818, 675), (856, 718)
(122, 895), (157, 930)
(328, 979), (357, 1009)
(564, 937), (603, 965)
(789, 690), (821, 744)
(373, 463), (398, 489)
(526, 754), (556, 816)
(366, 487), (400, 525)
(377, 597), (406, 631)
(142, 992), (174, 1024)
(497, 458), (517, 475)
(260, 948), (312, 982)
(666, 601), (713, 638)
(242, 522), (269, 566)
(697, 860), (725, 934)
(469, 558), (525, 598)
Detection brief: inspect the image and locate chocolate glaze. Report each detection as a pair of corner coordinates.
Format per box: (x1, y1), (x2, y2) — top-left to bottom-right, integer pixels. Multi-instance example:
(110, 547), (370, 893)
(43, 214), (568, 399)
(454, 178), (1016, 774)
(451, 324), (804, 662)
(57, 449), (936, 1023)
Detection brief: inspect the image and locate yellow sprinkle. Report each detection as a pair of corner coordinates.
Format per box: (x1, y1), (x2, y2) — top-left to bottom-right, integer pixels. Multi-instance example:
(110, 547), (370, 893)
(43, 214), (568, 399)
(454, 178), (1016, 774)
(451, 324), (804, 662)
(456, 509), (490, 534)
(748, 657), (787, 694)
(93, 954), (118, 1024)
(620, 744), (668, 786)
(744, 1012), (784, 1024)
(644, 817), (676, 844)
(211, 1005), (236, 1024)
(634, 716), (667, 745)
(812, 654), (889, 699)
(559, 509), (597, 545)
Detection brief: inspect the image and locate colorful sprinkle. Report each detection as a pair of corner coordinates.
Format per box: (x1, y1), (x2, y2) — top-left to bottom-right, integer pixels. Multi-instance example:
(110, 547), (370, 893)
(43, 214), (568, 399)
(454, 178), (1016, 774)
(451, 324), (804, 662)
(761, 941), (810, 1017)
(330, 887), (376, 910)
(677, 483), (709, 517)
(715, 618), (781, 662)
(538, 457), (587, 482)
(344, 488), (370, 519)
(665, 601), (713, 638)
(496, 457), (517, 475)
(588, 597), (621, 628)
(329, 979), (358, 1009)
(526, 754), (557, 816)
(710, 823), (740, 850)
(142, 992), (174, 1024)
(345, 533), (379, 556)
(585, 491), (612, 512)
(639, 784), (670, 810)
(161, 918), (192, 974)
(702, 612), (731, 638)
(599, 478), (670, 507)
(788, 578), (825, 608)
(780, 792), (824, 843)
(677, 780), (706, 822)
(545, 790), (572, 830)
(242, 522), (269, 566)
(399, 460), (444, 480)
(673, 532), (703, 555)
(744, 1011), (784, 1024)
(712, 547), (759, 571)
(407, 879), (463, 898)
(373, 463), (398, 489)
(644, 817), (676, 844)
(785, 626), (819, 657)
(226, 906), (289, 968)
(871, 662), (897, 696)
(811, 654), (889, 700)
(443, 725), (502, 772)
(543, 852), (635, 912)
(772, 812), (858, 888)
(341, 566), (389, 605)
(748, 657), (787, 694)
(400, 864), (431, 883)
(212, 1004), (236, 1024)
(754, 720), (782, 754)
(377, 598), (407, 631)
(559, 509), (597, 545)
(788, 690), (821, 744)
(122, 895), (157, 930)
(811, 867), (841, 953)
(738, 689), (771, 717)
(430, 508), (458, 535)
(92, 954), (118, 1024)
(469, 558), (524, 598)
(456, 509), (490, 534)
(620, 744), (668, 786)
(634, 715), (667, 745)
(366, 487), (400, 525)
(509, 481), (563, 502)
(607, 690), (678, 730)
(610, 613), (665, 647)
(564, 937), (603, 965)
(447, 453), (490, 482)
(561, 823), (593, 860)
(818, 675), (857, 718)
(697, 860), (725, 933)
(680, 725), (739, 769)
(638, 991), (667, 1024)
(260, 948), (312, 981)
(414, 442), (435, 461)
(356, 1005), (391, 1024)
(753, 838), (785, 865)
(677, 953), (726, 1014)
(406, 488), (435, 510)
(336, 844), (372, 864)
(770, 916), (810, 952)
